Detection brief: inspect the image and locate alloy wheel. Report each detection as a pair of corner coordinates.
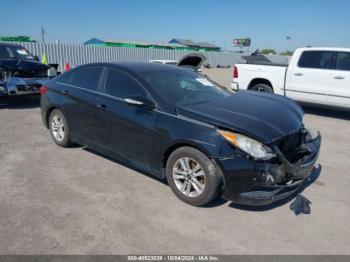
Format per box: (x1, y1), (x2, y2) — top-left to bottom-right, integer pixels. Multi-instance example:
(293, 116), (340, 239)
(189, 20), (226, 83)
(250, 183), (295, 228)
(172, 157), (206, 197)
(51, 115), (65, 142)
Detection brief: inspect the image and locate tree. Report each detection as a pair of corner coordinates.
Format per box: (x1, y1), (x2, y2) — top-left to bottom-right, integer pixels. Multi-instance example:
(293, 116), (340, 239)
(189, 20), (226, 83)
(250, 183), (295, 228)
(280, 50), (294, 56)
(259, 48), (277, 55)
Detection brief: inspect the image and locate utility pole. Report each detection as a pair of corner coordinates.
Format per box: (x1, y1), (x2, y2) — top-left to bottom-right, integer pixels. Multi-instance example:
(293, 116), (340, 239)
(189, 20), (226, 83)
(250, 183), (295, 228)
(41, 26), (45, 43)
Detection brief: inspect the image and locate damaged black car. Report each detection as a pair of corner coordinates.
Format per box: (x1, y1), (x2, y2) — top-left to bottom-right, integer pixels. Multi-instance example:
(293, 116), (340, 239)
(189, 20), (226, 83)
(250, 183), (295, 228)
(0, 43), (57, 96)
(40, 62), (321, 206)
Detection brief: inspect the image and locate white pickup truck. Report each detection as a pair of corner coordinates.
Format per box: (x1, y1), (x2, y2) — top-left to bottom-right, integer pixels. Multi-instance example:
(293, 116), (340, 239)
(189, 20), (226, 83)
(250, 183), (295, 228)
(231, 47), (350, 108)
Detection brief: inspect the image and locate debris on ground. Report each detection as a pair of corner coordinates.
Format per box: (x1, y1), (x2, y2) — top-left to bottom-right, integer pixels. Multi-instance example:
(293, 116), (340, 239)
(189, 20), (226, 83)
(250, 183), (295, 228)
(290, 194), (312, 215)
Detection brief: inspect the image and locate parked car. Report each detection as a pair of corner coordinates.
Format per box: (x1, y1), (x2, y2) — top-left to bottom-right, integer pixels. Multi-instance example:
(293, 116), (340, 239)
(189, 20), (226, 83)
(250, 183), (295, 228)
(177, 53), (205, 72)
(40, 62), (321, 206)
(231, 47), (350, 109)
(0, 42), (57, 96)
(150, 53), (205, 72)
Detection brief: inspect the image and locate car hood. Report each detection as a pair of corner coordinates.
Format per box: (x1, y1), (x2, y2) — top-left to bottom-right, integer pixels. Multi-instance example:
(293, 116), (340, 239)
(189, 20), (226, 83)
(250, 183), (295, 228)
(177, 53), (206, 71)
(176, 91), (304, 143)
(0, 59), (50, 72)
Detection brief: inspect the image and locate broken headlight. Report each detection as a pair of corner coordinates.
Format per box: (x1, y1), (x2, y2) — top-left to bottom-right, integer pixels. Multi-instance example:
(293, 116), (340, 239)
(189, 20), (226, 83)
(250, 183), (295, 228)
(218, 130), (276, 160)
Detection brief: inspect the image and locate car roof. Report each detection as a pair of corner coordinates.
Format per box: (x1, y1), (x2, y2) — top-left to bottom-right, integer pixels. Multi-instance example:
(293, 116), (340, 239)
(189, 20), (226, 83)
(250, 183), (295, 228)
(80, 61), (190, 73)
(296, 47), (350, 52)
(0, 42), (24, 48)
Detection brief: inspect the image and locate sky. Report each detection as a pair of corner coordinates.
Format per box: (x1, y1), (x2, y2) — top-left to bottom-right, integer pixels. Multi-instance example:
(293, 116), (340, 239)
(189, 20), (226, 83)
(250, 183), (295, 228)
(1, 0), (349, 52)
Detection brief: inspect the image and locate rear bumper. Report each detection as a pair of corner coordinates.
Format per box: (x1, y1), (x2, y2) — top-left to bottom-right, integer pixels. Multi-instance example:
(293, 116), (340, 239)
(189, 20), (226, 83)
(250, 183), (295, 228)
(7, 89), (40, 96)
(231, 82), (239, 92)
(216, 134), (321, 206)
(1, 77), (43, 96)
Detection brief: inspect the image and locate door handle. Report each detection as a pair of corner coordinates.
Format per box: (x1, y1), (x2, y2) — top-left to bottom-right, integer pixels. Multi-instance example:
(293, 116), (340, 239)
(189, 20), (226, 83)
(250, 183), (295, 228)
(124, 98), (144, 105)
(334, 76), (345, 80)
(62, 89), (69, 95)
(96, 104), (108, 111)
(294, 73), (303, 76)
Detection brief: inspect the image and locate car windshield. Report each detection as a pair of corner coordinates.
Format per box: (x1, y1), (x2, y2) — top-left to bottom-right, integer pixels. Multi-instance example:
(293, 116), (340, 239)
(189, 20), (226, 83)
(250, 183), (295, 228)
(141, 69), (230, 106)
(0, 45), (35, 60)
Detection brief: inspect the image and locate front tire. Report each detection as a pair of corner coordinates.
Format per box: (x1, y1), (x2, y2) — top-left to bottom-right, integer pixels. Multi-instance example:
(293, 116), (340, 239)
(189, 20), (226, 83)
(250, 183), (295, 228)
(251, 83), (274, 93)
(166, 147), (222, 206)
(49, 109), (73, 147)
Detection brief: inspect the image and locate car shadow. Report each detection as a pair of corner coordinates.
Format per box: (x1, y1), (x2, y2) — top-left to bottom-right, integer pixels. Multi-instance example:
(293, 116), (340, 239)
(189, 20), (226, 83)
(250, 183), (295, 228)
(202, 197), (229, 208)
(0, 95), (40, 109)
(301, 103), (350, 121)
(228, 165), (322, 211)
(82, 147), (168, 186)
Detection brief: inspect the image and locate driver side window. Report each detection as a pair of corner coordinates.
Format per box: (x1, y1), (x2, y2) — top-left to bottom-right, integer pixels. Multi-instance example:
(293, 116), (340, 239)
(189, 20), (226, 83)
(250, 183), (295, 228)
(336, 52), (350, 71)
(104, 68), (146, 98)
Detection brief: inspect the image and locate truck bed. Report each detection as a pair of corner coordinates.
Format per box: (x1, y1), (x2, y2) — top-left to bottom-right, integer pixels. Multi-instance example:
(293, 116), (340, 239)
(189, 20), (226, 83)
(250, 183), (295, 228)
(232, 62), (288, 96)
(242, 54), (289, 67)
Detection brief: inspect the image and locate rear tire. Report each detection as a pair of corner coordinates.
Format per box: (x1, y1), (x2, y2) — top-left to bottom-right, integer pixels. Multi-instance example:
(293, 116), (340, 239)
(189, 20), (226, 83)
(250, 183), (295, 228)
(251, 83), (274, 93)
(49, 109), (73, 147)
(166, 147), (222, 206)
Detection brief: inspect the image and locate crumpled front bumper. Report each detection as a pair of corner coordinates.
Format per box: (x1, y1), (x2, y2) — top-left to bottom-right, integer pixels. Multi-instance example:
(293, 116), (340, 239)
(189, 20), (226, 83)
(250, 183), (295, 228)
(1, 77), (43, 96)
(216, 133), (321, 206)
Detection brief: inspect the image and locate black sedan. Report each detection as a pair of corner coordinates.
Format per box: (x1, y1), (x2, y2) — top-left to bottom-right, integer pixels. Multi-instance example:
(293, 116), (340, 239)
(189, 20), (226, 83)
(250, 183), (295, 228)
(40, 62), (321, 206)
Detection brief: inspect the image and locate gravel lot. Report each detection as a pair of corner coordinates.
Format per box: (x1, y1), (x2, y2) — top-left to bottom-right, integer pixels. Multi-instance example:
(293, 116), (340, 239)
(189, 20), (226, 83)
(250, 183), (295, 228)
(0, 69), (349, 255)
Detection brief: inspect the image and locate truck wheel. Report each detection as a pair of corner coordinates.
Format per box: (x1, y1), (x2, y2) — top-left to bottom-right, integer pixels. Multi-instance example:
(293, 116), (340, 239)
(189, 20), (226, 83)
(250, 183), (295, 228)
(49, 109), (73, 147)
(166, 147), (222, 206)
(251, 83), (274, 93)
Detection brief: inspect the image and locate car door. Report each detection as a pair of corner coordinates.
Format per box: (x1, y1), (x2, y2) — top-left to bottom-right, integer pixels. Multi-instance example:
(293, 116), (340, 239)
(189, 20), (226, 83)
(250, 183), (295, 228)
(59, 66), (104, 145)
(328, 52), (350, 108)
(286, 50), (336, 104)
(95, 67), (158, 172)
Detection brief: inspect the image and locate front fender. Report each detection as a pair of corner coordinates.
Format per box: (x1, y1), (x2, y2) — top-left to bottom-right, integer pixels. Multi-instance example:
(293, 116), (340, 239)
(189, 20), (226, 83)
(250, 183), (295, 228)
(154, 111), (239, 174)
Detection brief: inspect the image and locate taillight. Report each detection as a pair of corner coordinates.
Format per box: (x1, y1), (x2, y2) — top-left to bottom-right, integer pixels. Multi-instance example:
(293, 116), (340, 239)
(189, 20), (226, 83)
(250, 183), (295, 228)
(40, 86), (49, 96)
(233, 66), (238, 78)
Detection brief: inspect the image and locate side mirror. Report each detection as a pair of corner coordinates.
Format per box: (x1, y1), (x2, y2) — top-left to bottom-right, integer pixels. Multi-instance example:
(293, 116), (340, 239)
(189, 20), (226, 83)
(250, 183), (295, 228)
(124, 96), (156, 110)
(34, 55), (40, 61)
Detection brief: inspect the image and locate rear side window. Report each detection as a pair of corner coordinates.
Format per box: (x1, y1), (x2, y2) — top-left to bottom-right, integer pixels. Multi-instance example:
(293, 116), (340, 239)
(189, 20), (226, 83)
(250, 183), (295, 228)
(103, 68), (146, 98)
(298, 51), (335, 69)
(71, 66), (103, 91)
(336, 52), (350, 71)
